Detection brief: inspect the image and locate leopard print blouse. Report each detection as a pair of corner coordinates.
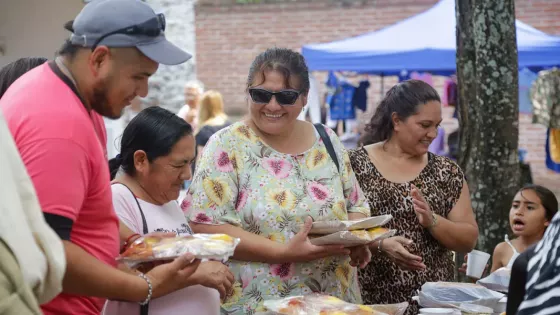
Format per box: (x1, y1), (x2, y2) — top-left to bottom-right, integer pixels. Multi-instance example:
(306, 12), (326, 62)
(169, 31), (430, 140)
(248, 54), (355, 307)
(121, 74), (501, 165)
(349, 148), (464, 315)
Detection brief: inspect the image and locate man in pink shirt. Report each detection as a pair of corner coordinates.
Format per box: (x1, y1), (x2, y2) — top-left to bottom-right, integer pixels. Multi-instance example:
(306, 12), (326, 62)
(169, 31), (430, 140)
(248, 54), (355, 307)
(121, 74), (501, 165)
(0, 1), (201, 314)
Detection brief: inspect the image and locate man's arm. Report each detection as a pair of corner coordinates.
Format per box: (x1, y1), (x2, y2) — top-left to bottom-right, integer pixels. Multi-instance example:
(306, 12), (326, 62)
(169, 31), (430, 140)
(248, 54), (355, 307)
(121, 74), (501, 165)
(62, 241), (148, 301)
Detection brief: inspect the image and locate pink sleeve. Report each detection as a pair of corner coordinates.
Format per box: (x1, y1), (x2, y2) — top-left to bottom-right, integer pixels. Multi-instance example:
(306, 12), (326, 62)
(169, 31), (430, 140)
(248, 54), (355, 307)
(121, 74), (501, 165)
(111, 184), (143, 234)
(17, 139), (90, 221)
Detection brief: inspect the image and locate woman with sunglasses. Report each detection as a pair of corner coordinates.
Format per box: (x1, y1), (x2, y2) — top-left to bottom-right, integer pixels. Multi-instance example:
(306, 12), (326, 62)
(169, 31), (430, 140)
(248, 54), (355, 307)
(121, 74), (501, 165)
(182, 48), (373, 314)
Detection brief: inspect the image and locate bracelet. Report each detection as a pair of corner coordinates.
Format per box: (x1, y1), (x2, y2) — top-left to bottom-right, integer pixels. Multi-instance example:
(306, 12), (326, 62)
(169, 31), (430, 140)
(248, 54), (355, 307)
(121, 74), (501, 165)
(121, 233), (141, 253)
(377, 238), (384, 254)
(138, 273), (152, 305)
(427, 212), (438, 230)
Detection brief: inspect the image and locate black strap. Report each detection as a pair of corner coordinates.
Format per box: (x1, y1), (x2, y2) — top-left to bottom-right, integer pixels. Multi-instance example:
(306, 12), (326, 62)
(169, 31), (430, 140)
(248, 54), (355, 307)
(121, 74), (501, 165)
(314, 123), (340, 173)
(111, 183), (150, 315)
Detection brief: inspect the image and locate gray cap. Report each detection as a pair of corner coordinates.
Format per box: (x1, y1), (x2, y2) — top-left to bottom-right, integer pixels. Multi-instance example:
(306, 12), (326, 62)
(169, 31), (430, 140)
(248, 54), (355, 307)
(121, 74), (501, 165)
(70, 0), (191, 65)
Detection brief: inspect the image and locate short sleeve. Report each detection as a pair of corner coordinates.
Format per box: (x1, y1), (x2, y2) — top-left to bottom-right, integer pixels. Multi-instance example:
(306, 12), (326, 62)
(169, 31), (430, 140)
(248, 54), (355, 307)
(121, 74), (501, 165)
(439, 156), (465, 216)
(325, 126), (370, 217)
(182, 128), (241, 227)
(18, 138), (90, 222)
(111, 184), (143, 234)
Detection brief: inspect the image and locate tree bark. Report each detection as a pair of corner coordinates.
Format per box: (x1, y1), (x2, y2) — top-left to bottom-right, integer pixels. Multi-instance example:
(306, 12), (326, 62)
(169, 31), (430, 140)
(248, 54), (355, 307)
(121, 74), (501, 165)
(456, 0), (521, 254)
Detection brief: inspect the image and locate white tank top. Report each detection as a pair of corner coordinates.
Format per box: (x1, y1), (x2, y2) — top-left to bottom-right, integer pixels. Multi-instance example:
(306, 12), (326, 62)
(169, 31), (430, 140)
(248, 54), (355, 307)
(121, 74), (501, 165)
(505, 234), (521, 269)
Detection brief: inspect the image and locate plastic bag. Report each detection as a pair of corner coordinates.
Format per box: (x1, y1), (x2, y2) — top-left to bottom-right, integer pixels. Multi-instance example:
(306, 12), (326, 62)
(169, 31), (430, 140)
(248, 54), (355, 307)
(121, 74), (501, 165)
(309, 215), (393, 235)
(117, 233), (240, 268)
(262, 294), (390, 315)
(476, 267), (510, 293)
(369, 302), (409, 315)
(418, 282), (504, 313)
(309, 228), (396, 246)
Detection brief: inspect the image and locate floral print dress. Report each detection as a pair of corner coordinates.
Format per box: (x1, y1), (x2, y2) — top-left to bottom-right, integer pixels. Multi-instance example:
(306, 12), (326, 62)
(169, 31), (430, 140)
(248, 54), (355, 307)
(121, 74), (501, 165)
(182, 122), (370, 315)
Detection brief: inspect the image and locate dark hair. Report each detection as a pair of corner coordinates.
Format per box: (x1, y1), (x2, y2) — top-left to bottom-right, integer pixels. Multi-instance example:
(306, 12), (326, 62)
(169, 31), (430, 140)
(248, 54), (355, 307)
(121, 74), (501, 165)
(358, 132), (375, 147)
(365, 79), (441, 143)
(0, 57), (48, 99)
(247, 48), (310, 94)
(109, 106), (194, 180)
(56, 21), (81, 58)
(519, 184), (559, 221)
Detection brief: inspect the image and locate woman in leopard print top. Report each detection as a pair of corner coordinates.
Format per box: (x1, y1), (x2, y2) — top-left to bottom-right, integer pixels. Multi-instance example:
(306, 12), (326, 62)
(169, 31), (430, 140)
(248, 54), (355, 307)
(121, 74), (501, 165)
(349, 80), (479, 315)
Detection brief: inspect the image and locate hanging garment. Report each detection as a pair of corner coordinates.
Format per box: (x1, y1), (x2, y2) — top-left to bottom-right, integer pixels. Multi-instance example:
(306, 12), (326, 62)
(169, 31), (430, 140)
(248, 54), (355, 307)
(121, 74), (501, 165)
(326, 72), (356, 120)
(442, 75), (458, 108)
(519, 68), (538, 114)
(410, 72), (434, 87)
(352, 80), (370, 112)
(531, 68), (560, 128)
(428, 127), (446, 156)
(546, 128), (560, 173)
(398, 70), (410, 82)
(299, 73), (322, 124)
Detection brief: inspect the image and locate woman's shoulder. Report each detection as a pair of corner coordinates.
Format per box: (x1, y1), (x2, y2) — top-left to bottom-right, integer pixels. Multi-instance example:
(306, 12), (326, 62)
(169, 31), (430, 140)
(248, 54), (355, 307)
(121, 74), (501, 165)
(203, 121), (245, 144)
(348, 146), (368, 159)
(431, 153), (458, 166)
(430, 154), (465, 180)
(110, 182), (135, 200)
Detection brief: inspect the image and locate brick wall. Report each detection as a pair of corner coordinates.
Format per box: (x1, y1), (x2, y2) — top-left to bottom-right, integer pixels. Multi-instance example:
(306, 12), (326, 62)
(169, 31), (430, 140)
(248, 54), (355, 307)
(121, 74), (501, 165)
(195, 0), (560, 196)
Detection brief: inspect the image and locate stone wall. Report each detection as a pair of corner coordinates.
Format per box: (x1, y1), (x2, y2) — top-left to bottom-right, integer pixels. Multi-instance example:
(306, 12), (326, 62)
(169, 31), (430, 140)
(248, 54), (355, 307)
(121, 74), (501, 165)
(143, 0), (198, 113)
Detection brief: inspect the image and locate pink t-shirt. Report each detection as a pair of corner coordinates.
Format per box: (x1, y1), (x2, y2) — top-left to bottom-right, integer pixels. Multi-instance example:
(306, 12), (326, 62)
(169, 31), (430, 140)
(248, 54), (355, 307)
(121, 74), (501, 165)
(0, 62), (119, 315)
(103, 183), (220, 315)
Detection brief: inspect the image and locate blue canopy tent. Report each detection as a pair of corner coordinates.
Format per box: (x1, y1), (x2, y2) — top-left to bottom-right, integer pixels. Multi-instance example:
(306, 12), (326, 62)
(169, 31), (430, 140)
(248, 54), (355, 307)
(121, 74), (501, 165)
(301, 0), (560, 75)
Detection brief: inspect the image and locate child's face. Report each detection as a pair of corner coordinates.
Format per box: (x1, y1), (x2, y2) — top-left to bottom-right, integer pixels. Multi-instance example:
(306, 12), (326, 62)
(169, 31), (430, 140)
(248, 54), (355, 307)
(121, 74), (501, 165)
(509, 189), (550, 237)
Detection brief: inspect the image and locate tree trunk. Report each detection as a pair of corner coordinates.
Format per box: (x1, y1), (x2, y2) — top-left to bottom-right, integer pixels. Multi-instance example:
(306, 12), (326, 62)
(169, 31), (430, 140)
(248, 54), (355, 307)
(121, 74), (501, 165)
(455, 0), (476, 175)
(456, 0), (521, 255)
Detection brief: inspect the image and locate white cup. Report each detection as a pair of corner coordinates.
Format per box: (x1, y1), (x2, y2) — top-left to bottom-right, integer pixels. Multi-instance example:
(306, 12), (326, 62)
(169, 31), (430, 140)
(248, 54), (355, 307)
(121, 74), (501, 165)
(466, 250), (491, 279)
(419, 308), (454, 315)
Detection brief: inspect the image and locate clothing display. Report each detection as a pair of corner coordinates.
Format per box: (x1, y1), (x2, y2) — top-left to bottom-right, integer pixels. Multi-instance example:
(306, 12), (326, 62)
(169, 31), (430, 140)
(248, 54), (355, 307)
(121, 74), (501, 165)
(351, 80), (370, 112)
(326, 72), (356, 120)
(410, 72), (434, 87)
(546, 128), (560, 173)
(531, 68), (560, 128)
(428, 127), (446, 156)
(443, 77), (458, 107)
(398, 70), (410, 82)
(518, 68), (538, 114)
(299, 73), (322, 123)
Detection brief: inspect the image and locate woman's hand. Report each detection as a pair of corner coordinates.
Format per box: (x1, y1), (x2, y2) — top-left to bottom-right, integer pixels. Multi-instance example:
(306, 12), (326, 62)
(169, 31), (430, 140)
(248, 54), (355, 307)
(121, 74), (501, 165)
(411, 184), (434, 228)
(283, 216), (351, 263)
(380, 236), (426, 271)
(187, 261), (235, 300)
(349, 245), (372, 269)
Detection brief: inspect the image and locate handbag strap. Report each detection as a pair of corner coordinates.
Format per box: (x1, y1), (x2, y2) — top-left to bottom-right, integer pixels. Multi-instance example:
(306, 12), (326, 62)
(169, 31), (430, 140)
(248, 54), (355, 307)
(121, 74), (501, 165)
(110, 182), (150, 315)
(314, 123), (340, 173)
(112, 183), (148, 234)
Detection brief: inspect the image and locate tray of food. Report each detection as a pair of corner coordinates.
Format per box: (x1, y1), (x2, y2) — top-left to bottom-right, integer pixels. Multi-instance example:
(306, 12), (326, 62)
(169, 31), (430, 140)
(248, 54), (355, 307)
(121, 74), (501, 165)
(309, 227), (396, 246)
(309, 215), (393, 235)
(117, 233), (240, 267)
(262, 294), (394, 315)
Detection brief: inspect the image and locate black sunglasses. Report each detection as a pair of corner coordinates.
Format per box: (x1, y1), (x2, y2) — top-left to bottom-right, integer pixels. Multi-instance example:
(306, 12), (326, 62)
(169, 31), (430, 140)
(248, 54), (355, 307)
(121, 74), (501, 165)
(248, 88), (301, 106)
(91, 13), (166, 51)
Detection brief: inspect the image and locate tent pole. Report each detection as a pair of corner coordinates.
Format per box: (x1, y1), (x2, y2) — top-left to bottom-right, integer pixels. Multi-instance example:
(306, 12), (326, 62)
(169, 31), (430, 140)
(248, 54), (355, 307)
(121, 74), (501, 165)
(380, 73), (384, 97)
